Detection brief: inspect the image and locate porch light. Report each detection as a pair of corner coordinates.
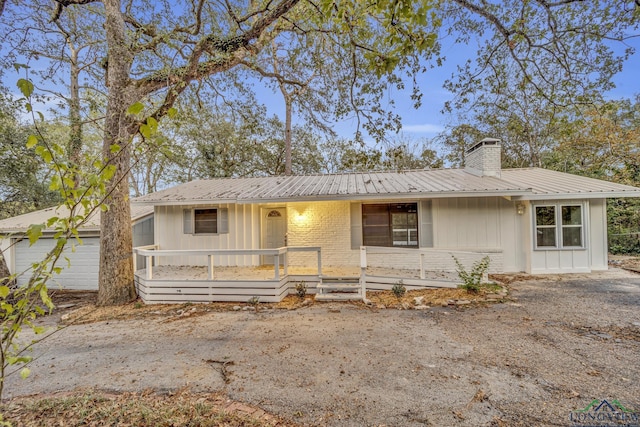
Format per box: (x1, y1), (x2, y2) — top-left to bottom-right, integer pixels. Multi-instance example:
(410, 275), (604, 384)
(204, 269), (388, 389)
(293, 209), (308, 223)
(516, 203), (525, 215)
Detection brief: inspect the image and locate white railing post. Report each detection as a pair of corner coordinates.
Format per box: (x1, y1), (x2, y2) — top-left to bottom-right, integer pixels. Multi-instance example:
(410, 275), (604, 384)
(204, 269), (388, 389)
(146, 255), (153, 280)
(317, 249), (322, 276)
(360, 246), (367, 297)
(283, 249), (288, 276)
(419, 253), (425, 279)
(132, 250), (137, 273)
(274, 254), (280, 280)
(208, 254), (215, 280)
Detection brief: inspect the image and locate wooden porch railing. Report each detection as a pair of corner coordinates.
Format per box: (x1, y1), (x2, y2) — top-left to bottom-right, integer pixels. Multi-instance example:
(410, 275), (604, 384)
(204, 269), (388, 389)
(133, 245), (322, 281)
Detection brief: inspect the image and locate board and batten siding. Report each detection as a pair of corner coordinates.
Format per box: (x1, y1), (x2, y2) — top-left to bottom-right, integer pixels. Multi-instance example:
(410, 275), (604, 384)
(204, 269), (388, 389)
(529, 199), (592, 274)
(431, 197), (526, 273)
(153, 204), (260, 267)
(589, 199), (608, 271)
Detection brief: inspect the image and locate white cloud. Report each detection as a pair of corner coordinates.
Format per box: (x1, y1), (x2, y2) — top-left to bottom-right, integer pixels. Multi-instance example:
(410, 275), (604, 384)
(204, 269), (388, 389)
(400, 123), (445, 134)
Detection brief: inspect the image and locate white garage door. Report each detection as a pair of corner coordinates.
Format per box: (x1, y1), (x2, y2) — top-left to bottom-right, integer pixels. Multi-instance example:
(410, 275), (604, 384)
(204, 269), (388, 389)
(15, 237), (100, 290)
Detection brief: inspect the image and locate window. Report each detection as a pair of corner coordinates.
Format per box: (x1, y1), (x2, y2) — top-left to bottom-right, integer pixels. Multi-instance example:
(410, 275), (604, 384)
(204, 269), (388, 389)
(183, 207), (228, 235)
(535, 204), (583, 249)
(362, 203), (418, 248)
(194, 208), (217, 234)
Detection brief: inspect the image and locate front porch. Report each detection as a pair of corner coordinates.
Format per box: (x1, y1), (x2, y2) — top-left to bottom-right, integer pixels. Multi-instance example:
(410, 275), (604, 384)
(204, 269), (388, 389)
(132, 245), (483, 304)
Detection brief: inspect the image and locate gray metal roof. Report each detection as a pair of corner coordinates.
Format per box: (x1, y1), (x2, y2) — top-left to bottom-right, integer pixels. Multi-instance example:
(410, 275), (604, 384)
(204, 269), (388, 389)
(501, 168), (640, 200)
(134, 169), (531, 205)
(134, 167), (640, 205)
(0, 203), (153, 233)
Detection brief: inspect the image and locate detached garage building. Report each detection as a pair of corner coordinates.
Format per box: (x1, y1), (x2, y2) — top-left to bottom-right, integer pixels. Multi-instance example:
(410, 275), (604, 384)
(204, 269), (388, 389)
(0, 203), (153, 290)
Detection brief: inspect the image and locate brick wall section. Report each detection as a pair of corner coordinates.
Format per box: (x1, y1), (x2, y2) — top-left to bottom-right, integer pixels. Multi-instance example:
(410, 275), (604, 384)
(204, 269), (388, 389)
(465, 143), (501, 177)
(286, 201), (358, 267)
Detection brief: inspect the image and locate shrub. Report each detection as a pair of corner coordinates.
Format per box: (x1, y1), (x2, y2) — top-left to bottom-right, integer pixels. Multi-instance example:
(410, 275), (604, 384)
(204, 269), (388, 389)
(453, 255), (490, 293)
(295, 281), (307, 300)
(391, 280), (406, 300)
(247, 296), (260, 312)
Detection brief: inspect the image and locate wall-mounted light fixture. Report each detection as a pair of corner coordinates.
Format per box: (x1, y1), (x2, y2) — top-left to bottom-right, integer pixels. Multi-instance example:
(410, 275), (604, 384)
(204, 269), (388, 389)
(516, 202), (525, 215)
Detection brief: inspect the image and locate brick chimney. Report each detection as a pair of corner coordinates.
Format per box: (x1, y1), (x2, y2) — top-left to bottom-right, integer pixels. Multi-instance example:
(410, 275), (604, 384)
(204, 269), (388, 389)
(465, 138), (502, 178)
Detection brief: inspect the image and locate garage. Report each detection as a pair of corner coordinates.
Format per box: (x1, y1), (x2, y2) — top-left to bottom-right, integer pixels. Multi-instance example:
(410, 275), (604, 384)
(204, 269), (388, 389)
(14, 236), (101, 290)
(0, 203), (154, 291)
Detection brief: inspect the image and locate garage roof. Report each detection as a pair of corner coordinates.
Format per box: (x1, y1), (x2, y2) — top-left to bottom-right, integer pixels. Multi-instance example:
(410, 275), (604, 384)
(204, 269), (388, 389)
(133, 167), (640, 205)
(0, 203), (153, 233)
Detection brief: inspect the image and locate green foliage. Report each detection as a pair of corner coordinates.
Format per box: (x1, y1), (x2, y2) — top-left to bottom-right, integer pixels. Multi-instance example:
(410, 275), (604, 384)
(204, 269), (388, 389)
(247, 296), (260, 312)
(295, 281), (307, 300)
(0, 76), (116, 399)
(391, 281), (406, 300)
(608, 199), (640, 255)
(453, 256), (490, 293)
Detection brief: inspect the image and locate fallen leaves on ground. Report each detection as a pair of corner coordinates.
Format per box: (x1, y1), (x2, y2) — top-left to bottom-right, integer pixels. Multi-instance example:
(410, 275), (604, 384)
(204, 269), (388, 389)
(1, 389), (295, 427)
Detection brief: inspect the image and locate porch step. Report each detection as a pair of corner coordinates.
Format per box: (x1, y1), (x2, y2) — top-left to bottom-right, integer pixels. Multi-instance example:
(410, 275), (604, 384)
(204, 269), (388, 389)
(315, 292), (363, 301)
(315, 276), (363, 301)
(316, 283), (361, 292)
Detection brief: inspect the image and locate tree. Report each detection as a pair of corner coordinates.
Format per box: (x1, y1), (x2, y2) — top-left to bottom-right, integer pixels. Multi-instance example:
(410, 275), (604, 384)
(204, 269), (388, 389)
(32, 0), (438, 305)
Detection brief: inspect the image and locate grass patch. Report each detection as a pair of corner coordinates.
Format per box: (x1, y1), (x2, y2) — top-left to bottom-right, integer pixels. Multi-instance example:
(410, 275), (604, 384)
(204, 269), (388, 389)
(1, 390), (292, 427)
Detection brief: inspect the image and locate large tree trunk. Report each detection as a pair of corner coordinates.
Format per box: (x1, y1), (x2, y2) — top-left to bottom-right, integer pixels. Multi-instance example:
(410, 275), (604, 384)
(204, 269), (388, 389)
(97, 0), (137, 306)
(0, 252), (12, 287)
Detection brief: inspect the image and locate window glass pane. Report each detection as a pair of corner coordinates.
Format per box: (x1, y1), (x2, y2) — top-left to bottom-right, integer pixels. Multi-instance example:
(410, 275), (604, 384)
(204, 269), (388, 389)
(194, 209), (217, 234)
(562, 227), (582, 247)
(362, 203), (417, 247)
(561, 206), (582, 225)
(536, 227), (556, 247)
(362, 205), (390, 246)
(536, 206), (555, 226)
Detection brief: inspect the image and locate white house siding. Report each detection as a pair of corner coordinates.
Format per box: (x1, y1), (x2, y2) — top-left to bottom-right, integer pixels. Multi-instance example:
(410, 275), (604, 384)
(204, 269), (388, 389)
(431, 197), (517, 273)
(153, 204), (260, 267)
(530, 200), (591, 274)
(589, 199), (608, 271)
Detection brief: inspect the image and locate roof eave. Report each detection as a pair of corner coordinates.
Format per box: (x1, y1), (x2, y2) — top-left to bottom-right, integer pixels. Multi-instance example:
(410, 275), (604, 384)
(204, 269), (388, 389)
(514, 191), (640, 200)
(237, 189), (532, 204)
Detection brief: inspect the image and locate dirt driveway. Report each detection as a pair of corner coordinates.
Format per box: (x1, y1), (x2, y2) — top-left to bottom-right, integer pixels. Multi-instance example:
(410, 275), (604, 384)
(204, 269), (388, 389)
(5, 271), (640, 426)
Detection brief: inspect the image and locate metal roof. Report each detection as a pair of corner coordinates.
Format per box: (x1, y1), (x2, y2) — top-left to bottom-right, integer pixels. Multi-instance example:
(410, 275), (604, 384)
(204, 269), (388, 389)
(134, 167), (640, 205)
(0, 203), (154, 233)
(500, 168), (640, 200)
(134, 169), (535, 205)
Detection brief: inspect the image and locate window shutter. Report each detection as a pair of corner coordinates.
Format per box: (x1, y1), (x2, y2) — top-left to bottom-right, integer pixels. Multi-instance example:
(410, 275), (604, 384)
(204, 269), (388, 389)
(183, 209), (192, 234)
(350, 202), (362, 250)
(419, 200), (434, 248)
(218, 208), (229, 234)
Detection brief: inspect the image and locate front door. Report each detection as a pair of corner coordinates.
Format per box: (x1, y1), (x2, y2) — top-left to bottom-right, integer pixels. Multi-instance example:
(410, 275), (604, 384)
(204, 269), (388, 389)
(262, 208), (287, 265)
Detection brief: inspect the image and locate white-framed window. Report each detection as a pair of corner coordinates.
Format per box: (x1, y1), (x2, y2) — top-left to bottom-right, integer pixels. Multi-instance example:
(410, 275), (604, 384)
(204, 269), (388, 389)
(183, 207), (229, 235)
(534, 203), (584, 249)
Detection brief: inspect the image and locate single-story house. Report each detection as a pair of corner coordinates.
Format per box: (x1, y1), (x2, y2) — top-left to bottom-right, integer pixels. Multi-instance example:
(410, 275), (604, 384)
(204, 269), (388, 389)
(0, 204), (154, 290)
(130, 138), (640, 303)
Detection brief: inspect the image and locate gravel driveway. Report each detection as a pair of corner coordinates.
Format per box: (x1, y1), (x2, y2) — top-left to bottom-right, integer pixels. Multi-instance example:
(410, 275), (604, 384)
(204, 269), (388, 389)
(5, 271), (640, 426)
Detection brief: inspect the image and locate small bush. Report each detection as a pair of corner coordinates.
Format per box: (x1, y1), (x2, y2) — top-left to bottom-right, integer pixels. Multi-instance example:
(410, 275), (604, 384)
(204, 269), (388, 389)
(391, 281), (406, 300)
(295, 281), (307, 300)
(453, 255), (490, 293)
(247, 296), (260, 312)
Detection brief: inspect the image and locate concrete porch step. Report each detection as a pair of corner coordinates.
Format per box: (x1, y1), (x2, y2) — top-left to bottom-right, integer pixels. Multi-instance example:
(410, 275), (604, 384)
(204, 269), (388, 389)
(317, 283), (361, 292)
(315, 292), (363, 301)
(319, 276), (360, 283)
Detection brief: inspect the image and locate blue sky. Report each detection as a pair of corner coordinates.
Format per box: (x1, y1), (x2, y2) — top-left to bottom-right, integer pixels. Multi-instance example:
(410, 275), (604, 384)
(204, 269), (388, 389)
(7, 29), (639, 143)
(256, 36), (640, 143)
